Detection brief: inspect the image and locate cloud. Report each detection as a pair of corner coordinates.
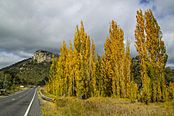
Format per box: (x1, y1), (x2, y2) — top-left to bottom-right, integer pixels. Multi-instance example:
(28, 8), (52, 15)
(154, 0), (174, 66)
(153, 0), (174, 17)
(0, 51), (24, 68)
(0, 0), (173, 68)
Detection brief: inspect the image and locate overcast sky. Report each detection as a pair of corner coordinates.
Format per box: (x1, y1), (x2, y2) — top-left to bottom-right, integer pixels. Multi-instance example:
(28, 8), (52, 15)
(0, 0), (174, 68)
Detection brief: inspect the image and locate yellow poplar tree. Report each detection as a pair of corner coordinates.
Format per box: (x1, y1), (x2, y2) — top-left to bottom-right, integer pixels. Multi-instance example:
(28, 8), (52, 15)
(130, 81), (138, 102)
(56, 41), (68, 96)
(47, 55), (57, 94)
(102, 38), (113, 96)
(110, 20), (125, 97)
(124, 40), (131, 98)
(135, 9), (151, 103)
(103, 20), (131, 98)
(90, 40), (98, 96)
(67, 41), (75, 96)
(135, 9), (168, 103)
(145, 9), (168, 102)
(95, 55), (103, 96)
(73, 21), (92, 99)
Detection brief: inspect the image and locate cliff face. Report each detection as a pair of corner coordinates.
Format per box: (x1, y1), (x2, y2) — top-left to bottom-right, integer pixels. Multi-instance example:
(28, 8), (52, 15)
(33, 50), (54, 63)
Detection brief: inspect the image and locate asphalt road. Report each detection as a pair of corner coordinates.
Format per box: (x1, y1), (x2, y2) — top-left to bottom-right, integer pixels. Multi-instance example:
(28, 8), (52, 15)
(0, 87), (41, 116)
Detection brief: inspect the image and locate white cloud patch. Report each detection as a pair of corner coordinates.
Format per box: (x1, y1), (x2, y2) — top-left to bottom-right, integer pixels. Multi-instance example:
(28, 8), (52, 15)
(0, 51), (24, 68)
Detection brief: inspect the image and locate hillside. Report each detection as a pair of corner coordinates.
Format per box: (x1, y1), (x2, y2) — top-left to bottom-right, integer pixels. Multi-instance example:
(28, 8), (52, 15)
(0, 50), (58, 91)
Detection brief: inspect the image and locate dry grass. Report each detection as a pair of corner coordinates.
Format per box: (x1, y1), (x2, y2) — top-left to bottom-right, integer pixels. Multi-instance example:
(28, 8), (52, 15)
(54, 97), (174, 116)
(38, 88), (59, 116)
(39, 88), (174, 116)
(40, 100), (59, 116)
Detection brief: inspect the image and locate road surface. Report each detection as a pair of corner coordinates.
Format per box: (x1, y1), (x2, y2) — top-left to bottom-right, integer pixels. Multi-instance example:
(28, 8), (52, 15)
(0, 87), (41, 116)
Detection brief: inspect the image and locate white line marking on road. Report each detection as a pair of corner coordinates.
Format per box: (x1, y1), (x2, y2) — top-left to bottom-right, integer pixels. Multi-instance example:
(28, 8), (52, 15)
(24, 88), (37, 116)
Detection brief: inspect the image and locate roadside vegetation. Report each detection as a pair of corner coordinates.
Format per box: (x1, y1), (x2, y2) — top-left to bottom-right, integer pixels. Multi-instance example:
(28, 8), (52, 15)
(0, 72), (22, 95)
(40, 87), (174, 116)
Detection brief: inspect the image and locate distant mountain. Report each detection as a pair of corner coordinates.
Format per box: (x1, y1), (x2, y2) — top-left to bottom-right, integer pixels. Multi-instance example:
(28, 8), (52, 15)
(0, 50), (58, 86)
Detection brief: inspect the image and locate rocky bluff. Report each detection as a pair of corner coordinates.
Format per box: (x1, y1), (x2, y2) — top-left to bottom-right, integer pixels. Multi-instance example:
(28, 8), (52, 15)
(33, 50), (58, 63)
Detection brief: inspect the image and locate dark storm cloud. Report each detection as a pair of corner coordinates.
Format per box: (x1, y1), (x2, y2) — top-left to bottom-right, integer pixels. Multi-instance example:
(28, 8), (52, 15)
(0, 0), (174, 68)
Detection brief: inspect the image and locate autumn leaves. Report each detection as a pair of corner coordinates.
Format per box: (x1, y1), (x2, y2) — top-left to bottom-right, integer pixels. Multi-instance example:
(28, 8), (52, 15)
(46, 9), (174, 103)
(135, 9), (170, 103)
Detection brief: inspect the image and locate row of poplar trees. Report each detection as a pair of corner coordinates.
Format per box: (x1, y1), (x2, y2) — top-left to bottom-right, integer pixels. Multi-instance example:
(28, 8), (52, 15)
(46, 9), (174, 103)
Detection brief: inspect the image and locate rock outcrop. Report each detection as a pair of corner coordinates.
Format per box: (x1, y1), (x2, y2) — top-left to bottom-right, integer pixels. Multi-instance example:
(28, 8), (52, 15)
(33, 50), (56, 63)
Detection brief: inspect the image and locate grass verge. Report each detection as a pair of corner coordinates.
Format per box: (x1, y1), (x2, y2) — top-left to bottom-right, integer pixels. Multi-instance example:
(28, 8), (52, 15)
(39, 88), (174, 116)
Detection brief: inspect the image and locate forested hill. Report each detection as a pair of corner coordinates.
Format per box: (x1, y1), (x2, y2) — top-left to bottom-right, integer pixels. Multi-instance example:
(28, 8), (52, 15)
(0, 50), (58, 90)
